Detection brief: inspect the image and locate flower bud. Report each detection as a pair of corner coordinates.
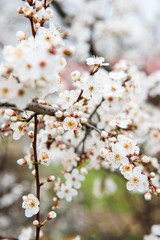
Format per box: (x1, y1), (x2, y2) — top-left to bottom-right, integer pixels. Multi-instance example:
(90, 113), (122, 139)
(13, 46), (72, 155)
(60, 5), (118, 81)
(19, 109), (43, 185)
(32, 170), (36, 177)
(5, 109), (14, 117)
(150, 172), (156, 178)
(81, 118), (87, 124)
(53, 197), (58, 202)
(144, 191), (152, 201)
(17, 158), (27, 166)
(1, 123), (10, 129)
(75, 156), (80, 162)
(156, 188), (160, 194)
(47, 176), (55, 182)
(47, 211), (57, 220)
(11, 116), (18, 122)
(28, 130), (34, 139)
(4, 132), (12, 137)
(35, 1), (43, 10)
(101, 131), (108, 138)
(63, 46), (75, 56)
(17, 6), (23, 14)
(141, 155), (150, 163)
(55, 111), (63, 118)
(16, 31), (26, 41)
(57, 127), (64, 135)
(33, 220), (39, 226)
(64, 111), (69, 117)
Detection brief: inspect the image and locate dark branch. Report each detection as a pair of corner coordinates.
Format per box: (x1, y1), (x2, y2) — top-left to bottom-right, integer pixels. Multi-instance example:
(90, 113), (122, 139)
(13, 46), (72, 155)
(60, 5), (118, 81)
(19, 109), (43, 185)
(33, 114), (40, 240)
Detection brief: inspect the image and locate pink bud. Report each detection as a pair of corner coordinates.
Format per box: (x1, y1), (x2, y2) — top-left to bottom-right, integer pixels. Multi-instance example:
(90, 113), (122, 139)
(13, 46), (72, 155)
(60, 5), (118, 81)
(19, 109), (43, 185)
(47, 176), (55, 182)
(47, 211), (57, 220)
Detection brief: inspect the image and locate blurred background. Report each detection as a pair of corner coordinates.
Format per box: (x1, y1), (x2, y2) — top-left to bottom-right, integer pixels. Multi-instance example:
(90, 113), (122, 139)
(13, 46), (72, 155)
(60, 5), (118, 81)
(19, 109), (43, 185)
(0, 0), (160, 239)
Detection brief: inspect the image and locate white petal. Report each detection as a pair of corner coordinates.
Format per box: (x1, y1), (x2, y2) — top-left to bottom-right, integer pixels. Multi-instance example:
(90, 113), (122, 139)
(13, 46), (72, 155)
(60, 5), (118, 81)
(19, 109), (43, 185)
(136, 183), (145, 193)
(126, 181), (134, 191)
(70, 188), (78, 196)
(32, 206), (39, 215)
(74, 181), (81, 189)
(25, 208), (33, 218)
(133, 167), (141, 177)
(66, 195), (72, 202)
(57, 191), (65, 199)
(13, 131), (21, 140)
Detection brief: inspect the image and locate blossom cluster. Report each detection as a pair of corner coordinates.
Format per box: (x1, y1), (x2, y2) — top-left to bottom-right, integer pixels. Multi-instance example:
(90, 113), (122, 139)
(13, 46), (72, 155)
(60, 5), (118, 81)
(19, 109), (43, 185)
(0, 0), (160, 238)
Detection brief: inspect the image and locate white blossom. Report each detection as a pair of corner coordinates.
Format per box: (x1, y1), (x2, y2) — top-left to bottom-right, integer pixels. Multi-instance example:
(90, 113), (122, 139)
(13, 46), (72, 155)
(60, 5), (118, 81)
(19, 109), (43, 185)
(126, 167), (149, 193)
(64, 169), (85, 189)
(22, 194), (39, 218)
(57, 182), (78, 202)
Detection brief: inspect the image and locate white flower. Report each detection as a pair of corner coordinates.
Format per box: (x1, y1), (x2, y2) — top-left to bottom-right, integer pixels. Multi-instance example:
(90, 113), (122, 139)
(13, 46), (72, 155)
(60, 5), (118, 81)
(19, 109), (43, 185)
(64, 169), (85, 189)
(105, 146), (129, 169)
(103, 81), (125, 98)
(62, 149), (78, 172)
(82, 77), (102, 103)
(38, 150), (50, 166)
(22, 194), (39, 218)
(114, 135), (139, 156)
(10, 122), (26, 140)
(36, 21), (63, 47)
(0, 78), (17, 102)
(109, 71), (128, 82)
(42, 8), (54, 21)
(22, 3), (35, 17)
(120, 164), (133, 179)
(57, 182), (78, 202)
(59, 90), (78, 109)
(63, 117), (77, 131)
(126, 167), (149, 193)
(86, 56), (109, 66)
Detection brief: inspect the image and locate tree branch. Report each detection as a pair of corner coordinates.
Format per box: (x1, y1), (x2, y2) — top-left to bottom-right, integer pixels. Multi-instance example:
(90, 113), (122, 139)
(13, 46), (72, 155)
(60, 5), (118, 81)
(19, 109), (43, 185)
(0, 102), (102, 134)
(0, 102), (57, 116)
(33, 114), (40, 240)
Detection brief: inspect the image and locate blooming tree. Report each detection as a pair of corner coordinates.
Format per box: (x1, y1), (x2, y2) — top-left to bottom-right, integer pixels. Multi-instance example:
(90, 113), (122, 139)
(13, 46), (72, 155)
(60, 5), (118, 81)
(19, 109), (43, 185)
(0, 0), (160, 239)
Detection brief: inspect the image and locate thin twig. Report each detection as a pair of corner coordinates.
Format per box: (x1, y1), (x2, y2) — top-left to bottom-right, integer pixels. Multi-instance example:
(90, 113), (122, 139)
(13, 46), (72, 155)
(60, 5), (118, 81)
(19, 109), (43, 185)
(76, 90), (83, 102)
(29, 17), (36, 38)
(33, 114), (40, 240)
(75, 128), (91, 153)
(44, 0), (47, 9)
(89, 98), (104, 120)
(85, 122), (101, 133)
